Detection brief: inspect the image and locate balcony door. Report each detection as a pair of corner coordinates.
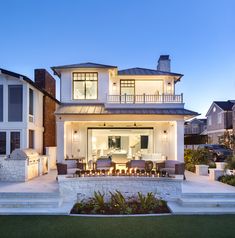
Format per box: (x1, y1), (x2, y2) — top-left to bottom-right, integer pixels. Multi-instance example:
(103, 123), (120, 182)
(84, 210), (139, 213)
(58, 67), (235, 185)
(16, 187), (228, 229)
(120, 80), (135, 103)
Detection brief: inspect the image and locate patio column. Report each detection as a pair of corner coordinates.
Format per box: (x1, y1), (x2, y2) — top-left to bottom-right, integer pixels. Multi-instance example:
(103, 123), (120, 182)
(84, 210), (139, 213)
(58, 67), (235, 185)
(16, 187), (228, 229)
(56, 121), (66, 163)
(175, 120), (184, 162)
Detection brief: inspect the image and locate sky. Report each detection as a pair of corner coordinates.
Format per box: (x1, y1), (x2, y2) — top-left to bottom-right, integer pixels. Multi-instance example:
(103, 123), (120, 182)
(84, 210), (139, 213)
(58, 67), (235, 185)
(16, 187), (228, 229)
(0, 0), (235, 117)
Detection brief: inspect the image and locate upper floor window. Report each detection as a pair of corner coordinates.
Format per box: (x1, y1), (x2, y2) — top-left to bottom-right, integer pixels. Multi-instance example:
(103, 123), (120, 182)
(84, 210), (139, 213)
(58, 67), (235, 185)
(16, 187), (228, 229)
(0, 85), (3, 121)
(217, 113), (222, 124)
(208, 116), (212, 126)
(73, 73), (98, 100)
(29, 88), (34, 116)
(8, 85), (23, 122)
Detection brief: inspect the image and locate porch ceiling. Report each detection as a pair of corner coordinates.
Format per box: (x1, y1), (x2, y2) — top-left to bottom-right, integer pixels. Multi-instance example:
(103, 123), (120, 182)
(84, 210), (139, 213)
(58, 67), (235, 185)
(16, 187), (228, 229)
(55, 104), (199, 118)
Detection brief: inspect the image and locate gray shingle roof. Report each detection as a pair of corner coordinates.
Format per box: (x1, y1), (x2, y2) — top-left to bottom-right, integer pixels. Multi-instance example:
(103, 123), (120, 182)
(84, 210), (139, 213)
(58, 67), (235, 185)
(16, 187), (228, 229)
(118, 67), (183, 77)
(214, 101), (235, 111)
(55, 104), (198, 117)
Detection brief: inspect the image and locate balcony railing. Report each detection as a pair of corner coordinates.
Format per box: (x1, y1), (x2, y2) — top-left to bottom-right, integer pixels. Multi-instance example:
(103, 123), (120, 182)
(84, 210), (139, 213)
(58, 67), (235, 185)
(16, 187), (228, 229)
(107, 93), (183, 104)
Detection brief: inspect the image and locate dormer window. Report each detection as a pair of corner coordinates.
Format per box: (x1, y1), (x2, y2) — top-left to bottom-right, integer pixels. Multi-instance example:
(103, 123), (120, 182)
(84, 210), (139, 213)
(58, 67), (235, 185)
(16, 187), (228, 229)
(73, 72), (98, 100)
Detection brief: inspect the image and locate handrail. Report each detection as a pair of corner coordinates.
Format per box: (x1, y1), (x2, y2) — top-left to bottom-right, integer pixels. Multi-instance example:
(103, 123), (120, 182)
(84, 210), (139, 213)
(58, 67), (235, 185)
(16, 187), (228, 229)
(107, 94), (183, 104)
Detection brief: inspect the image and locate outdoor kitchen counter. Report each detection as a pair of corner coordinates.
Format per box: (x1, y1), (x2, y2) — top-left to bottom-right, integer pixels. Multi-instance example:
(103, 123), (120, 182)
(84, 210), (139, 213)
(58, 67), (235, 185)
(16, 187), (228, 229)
(58, 175), (183, 202)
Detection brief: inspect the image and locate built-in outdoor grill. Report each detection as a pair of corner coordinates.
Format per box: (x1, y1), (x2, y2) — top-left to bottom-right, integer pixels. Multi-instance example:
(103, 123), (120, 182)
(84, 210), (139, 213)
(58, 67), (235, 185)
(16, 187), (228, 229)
(0, 149), (49, 181)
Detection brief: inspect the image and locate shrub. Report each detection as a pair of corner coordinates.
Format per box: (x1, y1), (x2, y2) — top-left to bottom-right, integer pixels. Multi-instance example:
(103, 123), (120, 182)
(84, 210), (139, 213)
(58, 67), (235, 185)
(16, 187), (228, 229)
(225, 156), (235, 170)
(71, 191), (169, 214)
(184, 148), (211, 172)
(218, 175), (235, 187)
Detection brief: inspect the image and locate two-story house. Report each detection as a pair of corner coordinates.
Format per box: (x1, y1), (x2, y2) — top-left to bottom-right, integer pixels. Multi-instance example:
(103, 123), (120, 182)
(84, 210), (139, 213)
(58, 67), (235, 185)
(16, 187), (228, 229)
(206, 100), (235, 144)
(52, 55), (198, 167)
(0, 68), (59, 157)
(184, 118), (207, 148)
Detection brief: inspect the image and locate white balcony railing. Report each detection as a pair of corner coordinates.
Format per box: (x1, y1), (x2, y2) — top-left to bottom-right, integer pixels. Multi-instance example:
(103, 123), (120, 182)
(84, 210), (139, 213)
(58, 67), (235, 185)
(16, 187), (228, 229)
(107, 93), (183, 104)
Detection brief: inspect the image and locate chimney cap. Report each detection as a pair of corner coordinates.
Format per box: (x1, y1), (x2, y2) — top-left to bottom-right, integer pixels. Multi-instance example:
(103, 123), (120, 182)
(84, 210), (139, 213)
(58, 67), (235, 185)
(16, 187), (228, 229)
(158, 55), (170, 62)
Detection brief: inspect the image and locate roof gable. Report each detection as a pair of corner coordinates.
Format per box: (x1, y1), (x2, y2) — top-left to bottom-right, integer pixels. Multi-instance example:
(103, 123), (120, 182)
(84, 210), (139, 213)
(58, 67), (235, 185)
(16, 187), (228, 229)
(206, 100), (235, 116)
(0, 68), (59, 104)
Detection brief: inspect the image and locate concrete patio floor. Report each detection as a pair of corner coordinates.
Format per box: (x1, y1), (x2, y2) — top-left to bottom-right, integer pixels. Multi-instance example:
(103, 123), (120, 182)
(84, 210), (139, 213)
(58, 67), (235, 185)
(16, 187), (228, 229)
(183, 171), (235, 194)
(0, 170), (58, 193)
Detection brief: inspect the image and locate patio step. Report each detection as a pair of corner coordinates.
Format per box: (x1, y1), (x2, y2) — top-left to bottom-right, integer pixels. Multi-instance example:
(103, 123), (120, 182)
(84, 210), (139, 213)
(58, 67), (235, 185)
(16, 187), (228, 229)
(0, 192), (59, 199)
(181, 193), (235, 199)
(0, 192), (62, 208)
(179, 198), (235, 207)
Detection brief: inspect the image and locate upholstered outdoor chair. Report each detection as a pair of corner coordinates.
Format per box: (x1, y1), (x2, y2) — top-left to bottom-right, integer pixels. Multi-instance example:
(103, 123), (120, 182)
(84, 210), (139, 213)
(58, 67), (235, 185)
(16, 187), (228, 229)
(126, 160), (146, 170)
(156, 160), (185, 175)
(94, 158), (115, 171)
(56, 163), (68, 175)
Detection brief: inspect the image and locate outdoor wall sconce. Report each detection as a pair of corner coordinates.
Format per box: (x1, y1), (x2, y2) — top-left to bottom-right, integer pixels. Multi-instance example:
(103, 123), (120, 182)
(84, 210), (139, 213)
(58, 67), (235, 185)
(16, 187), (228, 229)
(112, 82), (117, 92)
(162, 130), (168, 142)
(103, 122), (106, 126)
(167, 82), (172, 94)
(73, 130), (79, 142)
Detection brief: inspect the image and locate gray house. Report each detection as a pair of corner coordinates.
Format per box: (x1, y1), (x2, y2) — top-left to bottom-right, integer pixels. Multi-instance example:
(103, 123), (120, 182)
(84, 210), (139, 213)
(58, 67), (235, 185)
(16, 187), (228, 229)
(184, 118), (207, 135)
(206, 100), (235, 144)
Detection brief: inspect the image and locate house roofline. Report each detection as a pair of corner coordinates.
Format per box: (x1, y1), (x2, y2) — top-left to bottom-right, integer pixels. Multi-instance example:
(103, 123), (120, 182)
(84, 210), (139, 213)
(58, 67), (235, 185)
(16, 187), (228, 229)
(0, 68), (60, 104)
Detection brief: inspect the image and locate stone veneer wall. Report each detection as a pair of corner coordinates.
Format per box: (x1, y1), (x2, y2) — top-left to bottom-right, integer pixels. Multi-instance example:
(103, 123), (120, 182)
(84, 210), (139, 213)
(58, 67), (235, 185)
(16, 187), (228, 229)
(0, 157), (27, 182)
(58, 176), (183, 203)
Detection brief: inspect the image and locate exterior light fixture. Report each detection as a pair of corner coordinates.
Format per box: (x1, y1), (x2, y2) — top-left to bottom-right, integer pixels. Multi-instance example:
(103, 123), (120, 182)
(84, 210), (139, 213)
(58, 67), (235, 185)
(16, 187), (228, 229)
(112, 82), (117, 92)
(163, 130), (168, 142)
(167, 82), (172, 94)
(73, 130), (79, 142)
(103, 122), (106, 126)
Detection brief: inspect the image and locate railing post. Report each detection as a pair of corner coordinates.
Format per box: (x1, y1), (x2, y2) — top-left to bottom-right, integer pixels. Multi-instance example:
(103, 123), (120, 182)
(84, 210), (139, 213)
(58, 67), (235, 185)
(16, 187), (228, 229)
(181, 93), (183, 103)
(143, 93), (146, 104)
(124, 93), (127, 103)
(162, 93), (164, 103)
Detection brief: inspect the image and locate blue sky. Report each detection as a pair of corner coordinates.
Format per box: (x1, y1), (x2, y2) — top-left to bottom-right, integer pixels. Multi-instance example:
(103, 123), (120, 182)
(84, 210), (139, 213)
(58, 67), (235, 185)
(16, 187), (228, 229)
(0, 0), (235, 117)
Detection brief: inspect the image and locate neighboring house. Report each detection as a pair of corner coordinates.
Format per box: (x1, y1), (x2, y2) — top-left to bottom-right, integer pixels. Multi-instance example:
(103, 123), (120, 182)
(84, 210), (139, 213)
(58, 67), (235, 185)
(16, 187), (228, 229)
(206, 100), (235, 144)
(184, 118), (207, 135)
(0, 68), (59, 157)
(184, 118), (207, 148)
(52, 55), (198, 166)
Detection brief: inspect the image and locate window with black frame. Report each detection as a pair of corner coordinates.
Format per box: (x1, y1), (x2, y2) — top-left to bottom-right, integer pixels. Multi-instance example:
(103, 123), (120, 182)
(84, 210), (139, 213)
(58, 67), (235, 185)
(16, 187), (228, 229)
(29, 88), (34, 116)
(0, 132), (6, 155)
(73, 73), (98, 99)
(8, 85), (23, 122)
(10, 132), (20, 153)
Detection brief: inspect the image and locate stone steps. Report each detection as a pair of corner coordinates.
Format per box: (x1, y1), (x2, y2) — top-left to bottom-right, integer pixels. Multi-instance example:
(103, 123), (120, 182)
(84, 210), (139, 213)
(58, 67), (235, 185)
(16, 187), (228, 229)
(0, 192), (62, 209)
(179, 198), (235, 207)
(168, 192), (235, 214)
(0, 192), (59, 199)
(181, 193), (235, 199)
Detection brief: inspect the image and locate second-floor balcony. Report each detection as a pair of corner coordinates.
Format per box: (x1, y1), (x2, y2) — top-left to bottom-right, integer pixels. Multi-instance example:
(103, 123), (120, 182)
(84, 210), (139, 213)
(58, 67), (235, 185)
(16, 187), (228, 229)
(107, 93), (183, 104)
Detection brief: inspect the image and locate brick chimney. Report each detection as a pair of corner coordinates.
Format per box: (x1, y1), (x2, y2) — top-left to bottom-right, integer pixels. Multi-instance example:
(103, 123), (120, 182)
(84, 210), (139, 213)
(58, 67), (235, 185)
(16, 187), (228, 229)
(34, 69), (56, 97)
(34, 69), (57, 151)
(157, 55), (171, 72)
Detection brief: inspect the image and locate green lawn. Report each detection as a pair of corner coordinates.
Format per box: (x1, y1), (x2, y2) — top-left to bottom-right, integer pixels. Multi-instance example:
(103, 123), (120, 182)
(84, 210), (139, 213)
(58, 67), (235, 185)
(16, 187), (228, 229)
(0, 215), (234, 238)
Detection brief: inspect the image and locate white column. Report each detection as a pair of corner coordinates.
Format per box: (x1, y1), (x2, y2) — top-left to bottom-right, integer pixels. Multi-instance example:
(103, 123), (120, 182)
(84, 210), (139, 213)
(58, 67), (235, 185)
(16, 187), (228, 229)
(175, 120), (184, 162)
(56, 121), (66, 163)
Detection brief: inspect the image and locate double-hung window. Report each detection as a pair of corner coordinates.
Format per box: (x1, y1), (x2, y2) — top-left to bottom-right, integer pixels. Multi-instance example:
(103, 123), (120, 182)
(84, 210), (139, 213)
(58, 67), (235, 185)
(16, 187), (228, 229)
(10, 132), (20, 153)
(73, 73), (98, 99)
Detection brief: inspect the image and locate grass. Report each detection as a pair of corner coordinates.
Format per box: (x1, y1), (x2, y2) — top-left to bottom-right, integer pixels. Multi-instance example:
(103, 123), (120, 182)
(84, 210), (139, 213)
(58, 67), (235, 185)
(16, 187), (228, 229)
(0, 215), (235, 238)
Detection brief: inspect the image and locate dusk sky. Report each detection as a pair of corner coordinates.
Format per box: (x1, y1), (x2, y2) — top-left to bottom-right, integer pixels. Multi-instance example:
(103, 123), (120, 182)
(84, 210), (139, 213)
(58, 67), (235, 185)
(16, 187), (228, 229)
(0, 0), (234, 117)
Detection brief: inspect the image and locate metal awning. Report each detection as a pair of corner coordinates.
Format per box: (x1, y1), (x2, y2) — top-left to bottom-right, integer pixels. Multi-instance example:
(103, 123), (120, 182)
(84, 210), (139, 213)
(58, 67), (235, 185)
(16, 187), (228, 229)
(55, 104), (199, 118)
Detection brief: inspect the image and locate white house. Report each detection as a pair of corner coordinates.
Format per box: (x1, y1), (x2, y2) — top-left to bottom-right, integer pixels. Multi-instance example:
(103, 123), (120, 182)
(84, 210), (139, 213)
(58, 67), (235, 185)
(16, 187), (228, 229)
(0, 68), (59, 157)
(52, 55), (198, 167)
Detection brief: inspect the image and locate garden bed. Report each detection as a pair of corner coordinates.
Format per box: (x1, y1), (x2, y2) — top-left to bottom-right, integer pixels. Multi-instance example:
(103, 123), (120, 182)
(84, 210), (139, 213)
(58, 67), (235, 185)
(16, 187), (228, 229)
(218, 175), (235, 187)
(70, 191), (170, 215)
